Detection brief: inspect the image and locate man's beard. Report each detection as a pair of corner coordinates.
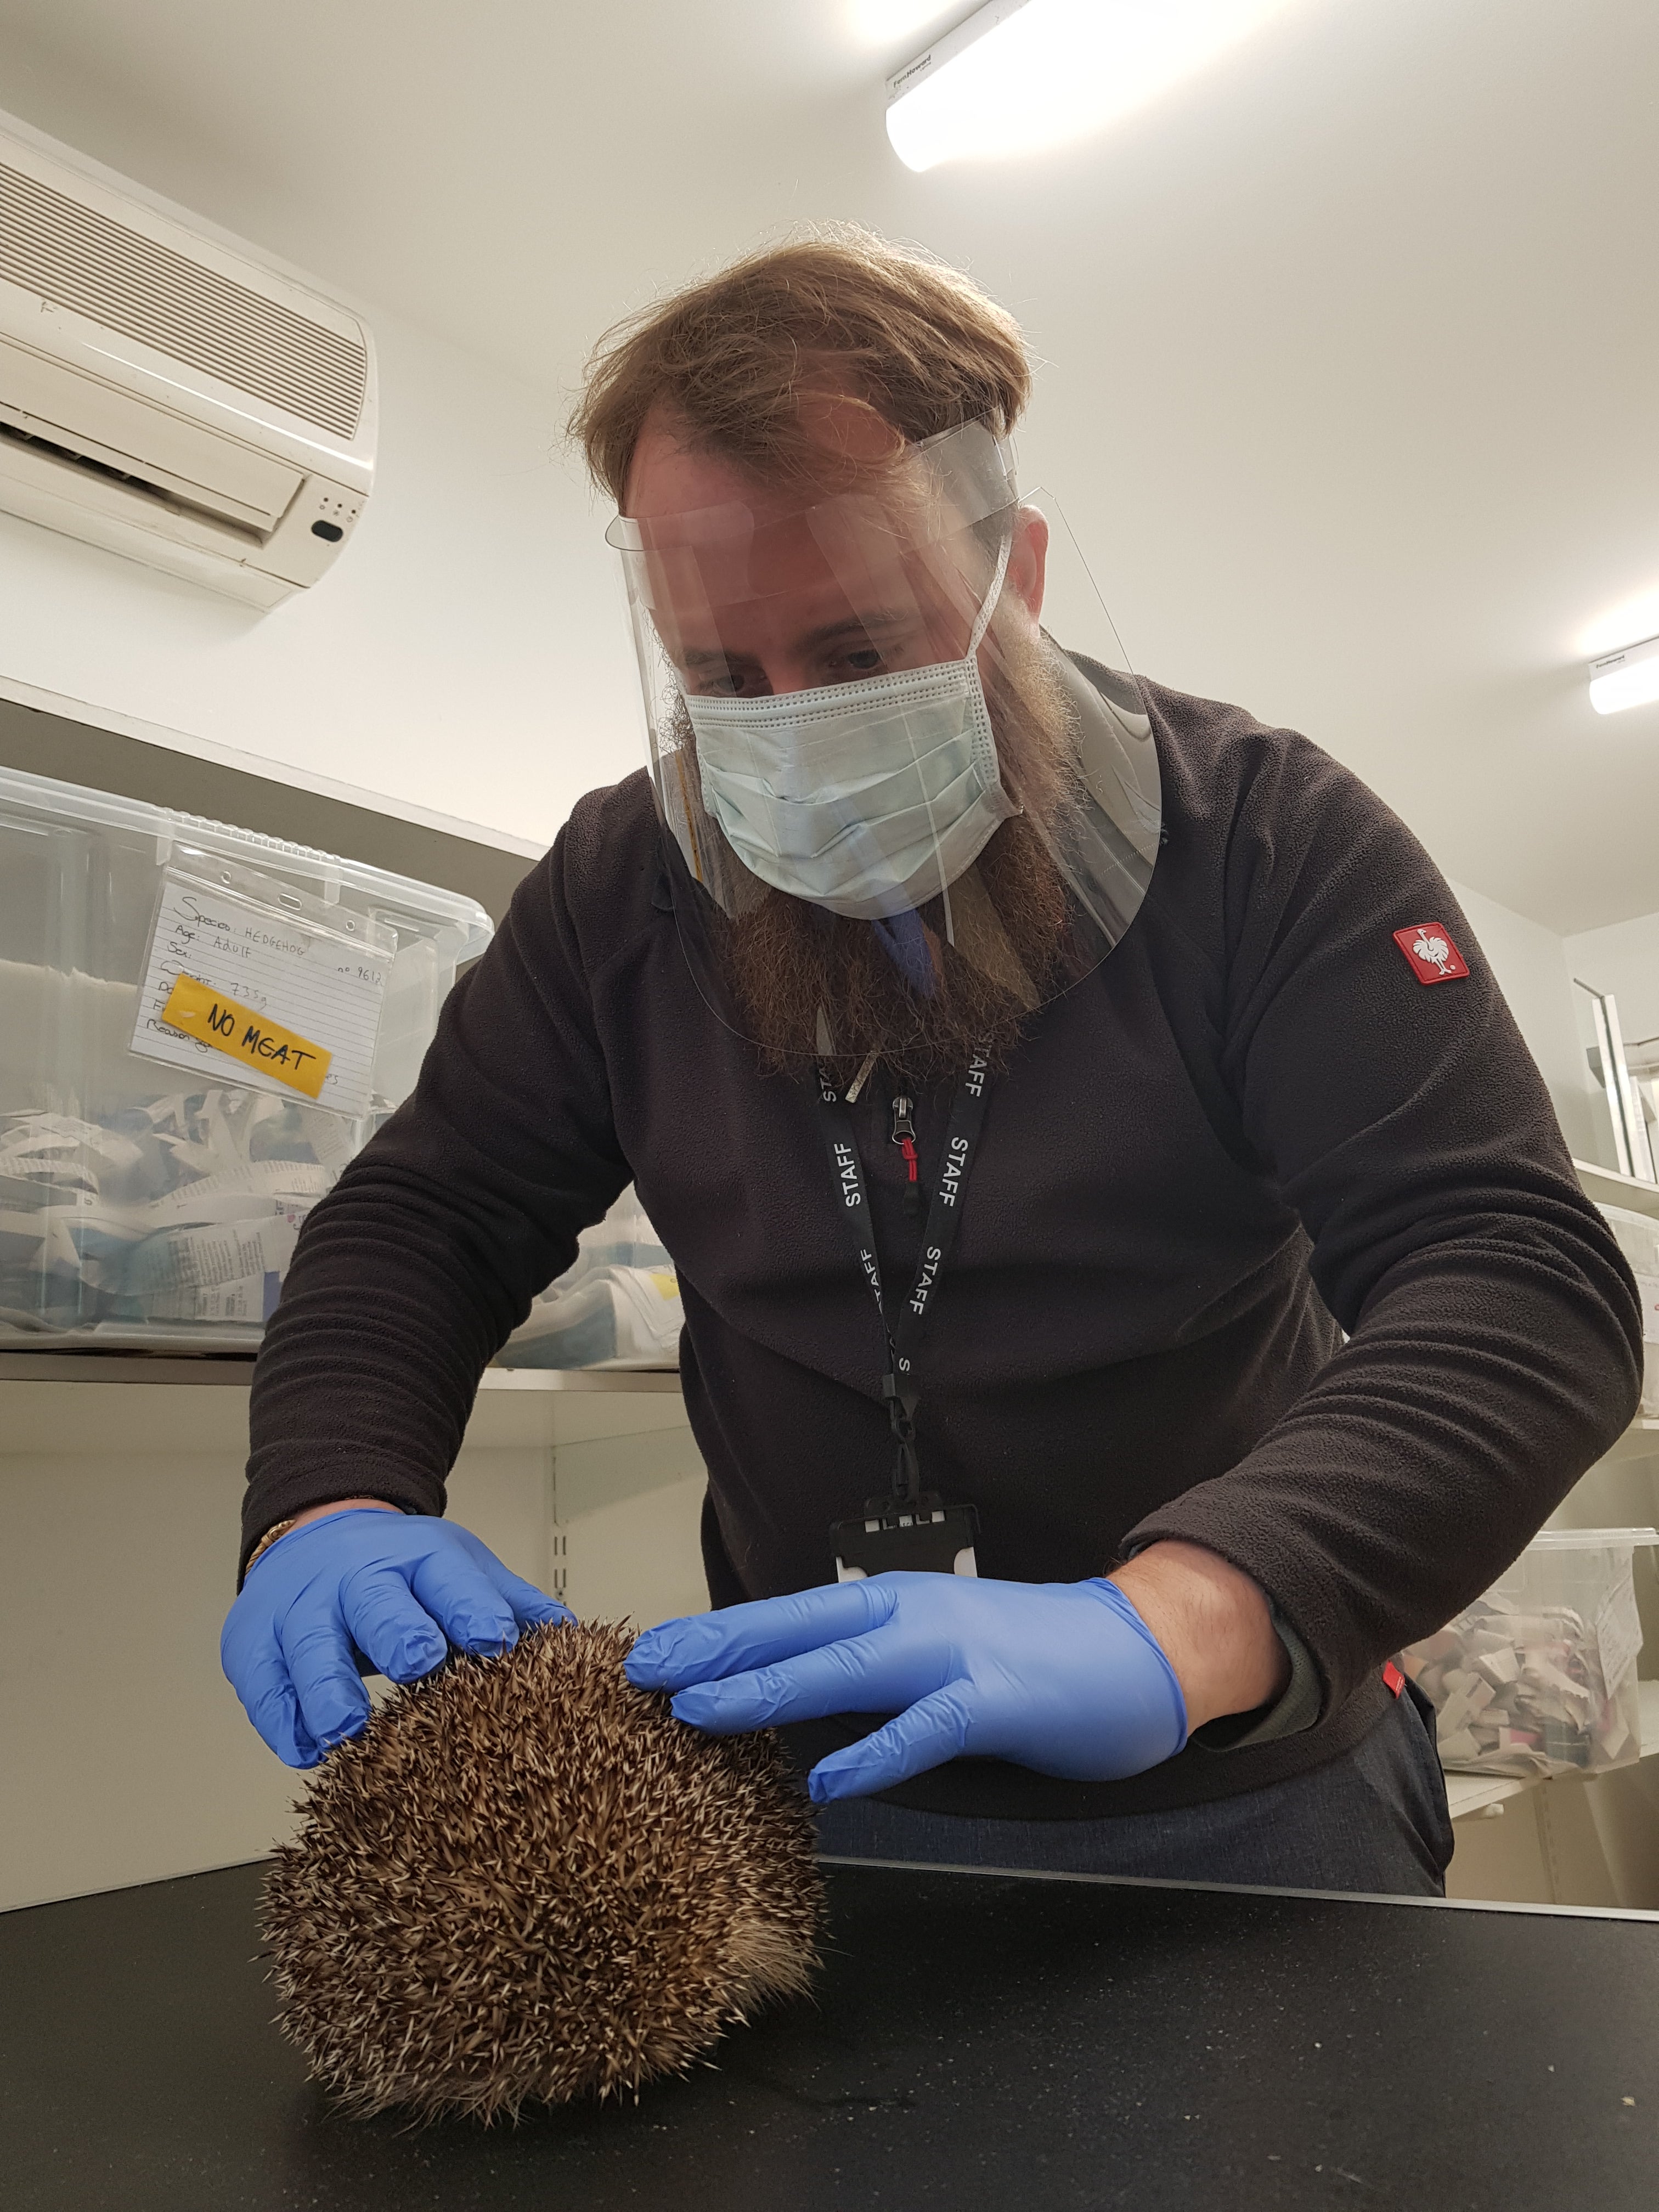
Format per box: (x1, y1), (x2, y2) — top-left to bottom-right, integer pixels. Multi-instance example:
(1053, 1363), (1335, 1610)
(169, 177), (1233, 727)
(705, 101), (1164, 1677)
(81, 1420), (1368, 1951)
(678, 629), (1091, 1087)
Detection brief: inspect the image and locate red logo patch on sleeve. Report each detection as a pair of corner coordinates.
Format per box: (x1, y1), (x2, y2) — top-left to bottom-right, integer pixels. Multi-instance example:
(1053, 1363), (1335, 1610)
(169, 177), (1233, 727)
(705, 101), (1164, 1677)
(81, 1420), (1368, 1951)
(1393, 923), (1470, 985)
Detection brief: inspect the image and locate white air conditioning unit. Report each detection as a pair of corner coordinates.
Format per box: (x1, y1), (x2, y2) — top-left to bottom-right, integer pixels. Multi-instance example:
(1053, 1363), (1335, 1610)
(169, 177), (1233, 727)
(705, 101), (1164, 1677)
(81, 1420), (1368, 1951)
(0, 123), (375, 608)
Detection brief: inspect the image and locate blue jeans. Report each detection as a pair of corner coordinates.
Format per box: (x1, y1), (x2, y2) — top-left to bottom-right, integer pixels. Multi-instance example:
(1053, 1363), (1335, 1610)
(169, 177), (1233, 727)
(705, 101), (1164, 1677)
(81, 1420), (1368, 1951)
(811, 1684), (1454, 1898)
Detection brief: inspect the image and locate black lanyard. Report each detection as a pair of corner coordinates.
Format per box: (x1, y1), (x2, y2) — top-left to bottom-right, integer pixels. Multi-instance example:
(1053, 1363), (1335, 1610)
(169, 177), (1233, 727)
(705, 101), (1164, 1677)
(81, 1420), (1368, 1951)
(812, 1049), (994, 1508)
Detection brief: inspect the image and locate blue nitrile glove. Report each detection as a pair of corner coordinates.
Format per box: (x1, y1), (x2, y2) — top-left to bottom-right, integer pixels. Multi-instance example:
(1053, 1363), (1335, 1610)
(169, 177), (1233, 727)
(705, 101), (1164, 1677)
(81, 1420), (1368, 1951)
(221, 1509), (571, 1768)
(624, 1573), (1188, 1803)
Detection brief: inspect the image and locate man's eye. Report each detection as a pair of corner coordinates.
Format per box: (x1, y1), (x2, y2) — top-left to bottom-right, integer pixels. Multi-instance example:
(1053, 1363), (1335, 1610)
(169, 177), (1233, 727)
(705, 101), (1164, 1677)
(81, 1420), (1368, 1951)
(820, 646), (887, 682)
(691, 668), (764, 698)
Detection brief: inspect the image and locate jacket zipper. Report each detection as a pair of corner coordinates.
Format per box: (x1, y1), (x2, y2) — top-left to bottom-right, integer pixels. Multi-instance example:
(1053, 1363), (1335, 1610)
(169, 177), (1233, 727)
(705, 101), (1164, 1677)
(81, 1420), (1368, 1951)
(890, 1091), (921, 1219)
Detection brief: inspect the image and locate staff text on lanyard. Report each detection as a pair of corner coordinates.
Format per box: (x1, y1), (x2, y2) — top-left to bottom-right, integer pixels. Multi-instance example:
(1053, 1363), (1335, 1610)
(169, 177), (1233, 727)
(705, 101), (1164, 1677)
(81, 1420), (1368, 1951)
(813, 1050), (994, 1577)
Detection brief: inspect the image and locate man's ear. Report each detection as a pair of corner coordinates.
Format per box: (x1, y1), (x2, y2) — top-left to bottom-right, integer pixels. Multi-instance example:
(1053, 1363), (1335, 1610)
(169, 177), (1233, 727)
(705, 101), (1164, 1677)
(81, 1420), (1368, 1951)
(1005, 505), (1049, 627)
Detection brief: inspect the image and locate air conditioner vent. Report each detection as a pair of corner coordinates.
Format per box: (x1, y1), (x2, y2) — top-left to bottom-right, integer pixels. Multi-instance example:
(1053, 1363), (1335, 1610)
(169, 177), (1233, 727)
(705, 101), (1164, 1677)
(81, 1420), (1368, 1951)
(0, 417), (262, 541)
(0, 160), (366, 439)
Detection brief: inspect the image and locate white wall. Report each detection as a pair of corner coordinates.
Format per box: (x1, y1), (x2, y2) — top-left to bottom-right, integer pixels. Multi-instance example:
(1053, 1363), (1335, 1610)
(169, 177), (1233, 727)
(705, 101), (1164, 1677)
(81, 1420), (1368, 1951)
(0, 1377), (707, 1911)
(1566, 910), (1659, 1058)
(0, 346), (1616, 1163)
(0, 300), (641, 855)
(1450, 877), (1601, 1161)
(0, 114), (1620, 1153)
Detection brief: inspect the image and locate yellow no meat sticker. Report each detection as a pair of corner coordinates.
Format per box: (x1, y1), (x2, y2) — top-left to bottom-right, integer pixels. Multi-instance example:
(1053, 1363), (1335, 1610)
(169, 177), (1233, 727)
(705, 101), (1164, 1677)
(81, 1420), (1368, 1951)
(159, 973), (332, 1099)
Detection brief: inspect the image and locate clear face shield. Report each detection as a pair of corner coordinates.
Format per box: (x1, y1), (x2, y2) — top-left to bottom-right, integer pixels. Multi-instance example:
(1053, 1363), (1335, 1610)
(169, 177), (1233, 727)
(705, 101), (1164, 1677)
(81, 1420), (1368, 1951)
(608, 419), (1160, 1076)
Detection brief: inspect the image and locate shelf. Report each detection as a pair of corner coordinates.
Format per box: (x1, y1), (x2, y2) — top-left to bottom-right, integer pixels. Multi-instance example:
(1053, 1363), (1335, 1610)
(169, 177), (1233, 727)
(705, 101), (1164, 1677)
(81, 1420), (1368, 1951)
(1591, 1415), (1659, 1465)
(1443, 1770), (1534, 1820)
(480, 1366), (681, 1395)
(0, 1355), (690, 1455)
(1575, 1156), (1659, 1221)
(0, 1351), (681, 1393)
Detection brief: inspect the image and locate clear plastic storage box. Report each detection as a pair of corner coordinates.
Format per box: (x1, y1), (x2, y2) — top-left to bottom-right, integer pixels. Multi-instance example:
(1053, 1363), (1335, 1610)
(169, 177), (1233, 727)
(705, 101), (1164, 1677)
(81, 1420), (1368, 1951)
(1403, 1527), (1659, 1779)
(498, 1185), (682, 1370)
(0, 761), (492, 1349)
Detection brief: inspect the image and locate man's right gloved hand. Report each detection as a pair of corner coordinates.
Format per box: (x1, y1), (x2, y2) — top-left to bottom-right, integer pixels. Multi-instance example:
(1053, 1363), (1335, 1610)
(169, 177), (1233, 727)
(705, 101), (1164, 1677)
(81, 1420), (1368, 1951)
(221, 1506), (571, 1767)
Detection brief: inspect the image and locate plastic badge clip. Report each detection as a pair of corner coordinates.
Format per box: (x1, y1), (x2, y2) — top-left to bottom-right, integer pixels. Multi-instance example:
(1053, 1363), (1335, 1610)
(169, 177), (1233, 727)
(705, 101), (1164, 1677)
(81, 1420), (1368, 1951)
(831, 1496), (980, 1583)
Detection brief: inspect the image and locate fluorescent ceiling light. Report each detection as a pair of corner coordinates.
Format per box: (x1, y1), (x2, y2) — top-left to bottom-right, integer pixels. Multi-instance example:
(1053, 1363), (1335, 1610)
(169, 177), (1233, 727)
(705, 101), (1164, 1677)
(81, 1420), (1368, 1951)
(1589, 636), (1659, 718)
(885, 0), (1297, 173)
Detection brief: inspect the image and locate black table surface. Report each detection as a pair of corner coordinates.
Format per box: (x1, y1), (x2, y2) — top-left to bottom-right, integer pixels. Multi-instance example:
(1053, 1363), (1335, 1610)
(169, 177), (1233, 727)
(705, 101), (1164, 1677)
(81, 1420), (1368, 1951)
(2, 1858), (1656, 2211)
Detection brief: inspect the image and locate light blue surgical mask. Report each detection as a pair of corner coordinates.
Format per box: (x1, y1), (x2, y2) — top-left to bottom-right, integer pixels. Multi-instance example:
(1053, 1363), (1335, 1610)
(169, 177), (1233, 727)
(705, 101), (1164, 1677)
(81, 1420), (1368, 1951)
(684, 536), (1016, 922)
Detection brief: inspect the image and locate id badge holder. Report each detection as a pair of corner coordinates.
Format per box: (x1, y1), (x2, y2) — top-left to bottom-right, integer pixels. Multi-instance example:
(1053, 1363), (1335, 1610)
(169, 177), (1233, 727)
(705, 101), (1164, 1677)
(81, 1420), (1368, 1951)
(832, 1493), (980, 1581)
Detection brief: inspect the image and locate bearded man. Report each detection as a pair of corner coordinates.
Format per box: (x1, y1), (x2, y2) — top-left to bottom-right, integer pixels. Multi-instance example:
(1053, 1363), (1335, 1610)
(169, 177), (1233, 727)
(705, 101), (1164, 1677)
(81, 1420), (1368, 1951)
(221, 235), (1639, 1895)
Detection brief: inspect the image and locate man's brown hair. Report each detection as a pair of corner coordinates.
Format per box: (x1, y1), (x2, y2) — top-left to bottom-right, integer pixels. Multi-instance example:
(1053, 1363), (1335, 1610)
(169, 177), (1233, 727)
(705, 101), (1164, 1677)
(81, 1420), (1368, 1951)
(569, 228), (1031, 502)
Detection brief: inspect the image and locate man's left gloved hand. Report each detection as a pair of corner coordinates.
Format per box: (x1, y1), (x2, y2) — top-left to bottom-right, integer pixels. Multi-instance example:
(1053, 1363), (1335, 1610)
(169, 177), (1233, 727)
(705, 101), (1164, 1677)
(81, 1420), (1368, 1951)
(624, 1573), (1188, 1802)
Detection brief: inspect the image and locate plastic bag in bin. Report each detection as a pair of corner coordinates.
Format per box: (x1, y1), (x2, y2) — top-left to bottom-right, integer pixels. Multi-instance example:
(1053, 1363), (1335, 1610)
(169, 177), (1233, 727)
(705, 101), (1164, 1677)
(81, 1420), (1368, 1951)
(1402, 1527), (1658, 1777)
(496, 1187), (681, 1370)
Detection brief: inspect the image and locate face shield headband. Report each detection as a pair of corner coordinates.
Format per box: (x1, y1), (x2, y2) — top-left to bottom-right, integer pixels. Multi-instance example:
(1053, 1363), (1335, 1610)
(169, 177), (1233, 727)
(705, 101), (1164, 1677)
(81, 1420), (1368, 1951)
(606, 418), (1162, 1063)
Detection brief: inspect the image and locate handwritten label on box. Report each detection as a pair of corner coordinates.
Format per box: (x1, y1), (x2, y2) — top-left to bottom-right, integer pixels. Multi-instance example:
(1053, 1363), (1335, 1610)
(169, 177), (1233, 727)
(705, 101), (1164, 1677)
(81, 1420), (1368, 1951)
(131, 871), (388, 1118)
(159, 974), (331, 1098)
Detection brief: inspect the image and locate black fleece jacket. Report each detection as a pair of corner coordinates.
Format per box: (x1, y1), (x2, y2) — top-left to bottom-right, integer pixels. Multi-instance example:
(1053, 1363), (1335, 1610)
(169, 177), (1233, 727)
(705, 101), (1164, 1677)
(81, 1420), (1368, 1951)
(241, 680), (1642, 1819)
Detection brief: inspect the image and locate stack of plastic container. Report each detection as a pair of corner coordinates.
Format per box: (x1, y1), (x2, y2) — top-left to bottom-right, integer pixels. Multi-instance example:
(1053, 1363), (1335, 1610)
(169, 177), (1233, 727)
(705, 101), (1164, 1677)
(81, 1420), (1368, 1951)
(499, 1186), (682, 1369)
(1403, 1527), (1658, 1777)
(0, 761), (492, 1350)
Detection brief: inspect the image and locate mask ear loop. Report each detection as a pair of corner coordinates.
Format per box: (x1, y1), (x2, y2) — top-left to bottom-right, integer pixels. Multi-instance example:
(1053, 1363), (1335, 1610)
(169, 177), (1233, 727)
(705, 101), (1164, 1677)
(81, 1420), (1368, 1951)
(933, 523), (1013, 951)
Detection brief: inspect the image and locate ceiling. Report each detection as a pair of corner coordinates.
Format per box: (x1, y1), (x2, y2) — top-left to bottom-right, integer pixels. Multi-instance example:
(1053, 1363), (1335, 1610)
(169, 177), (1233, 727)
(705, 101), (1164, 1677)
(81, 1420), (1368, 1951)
(0, 0), (1655, 933)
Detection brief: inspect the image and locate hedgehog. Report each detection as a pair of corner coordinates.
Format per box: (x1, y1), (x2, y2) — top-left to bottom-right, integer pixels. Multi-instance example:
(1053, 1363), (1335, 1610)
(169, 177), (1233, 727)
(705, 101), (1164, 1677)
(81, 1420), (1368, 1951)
(262, 1618), (825, 2121)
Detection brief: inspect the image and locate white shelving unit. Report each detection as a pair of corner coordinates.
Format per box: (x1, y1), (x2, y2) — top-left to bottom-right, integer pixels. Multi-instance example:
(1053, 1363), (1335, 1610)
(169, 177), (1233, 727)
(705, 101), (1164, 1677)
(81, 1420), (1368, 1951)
(1573, 1155), (1659, 1220)
(0, 1348), (683, 1390)
(0, 1349), (684, 1447)
(0, 1350), (707, 1912)
(6, 1146), (1659, 1912)
(1436, 1162), (1659, 1904)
